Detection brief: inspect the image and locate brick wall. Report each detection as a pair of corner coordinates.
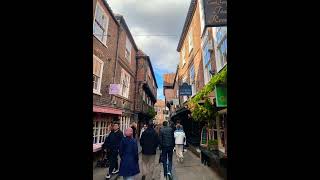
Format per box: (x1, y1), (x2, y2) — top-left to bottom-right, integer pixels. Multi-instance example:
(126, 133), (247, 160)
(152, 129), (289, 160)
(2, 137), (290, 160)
(177, 1), (204, 104)
(93, 0), (119, 107)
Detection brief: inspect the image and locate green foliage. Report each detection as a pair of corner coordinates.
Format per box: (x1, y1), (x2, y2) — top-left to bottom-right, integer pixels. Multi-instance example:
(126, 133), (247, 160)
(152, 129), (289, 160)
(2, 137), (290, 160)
(187, 66), (227, 123)
(147, 107), (156, 119)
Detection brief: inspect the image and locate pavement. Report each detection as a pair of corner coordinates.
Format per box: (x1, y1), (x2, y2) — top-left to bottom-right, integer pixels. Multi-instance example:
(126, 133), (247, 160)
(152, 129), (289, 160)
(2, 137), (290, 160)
(93, 146), (224, 180)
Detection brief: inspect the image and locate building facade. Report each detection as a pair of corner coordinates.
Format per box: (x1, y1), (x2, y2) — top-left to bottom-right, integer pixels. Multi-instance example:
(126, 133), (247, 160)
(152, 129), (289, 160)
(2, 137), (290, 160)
(134, 50), (158, 135)
(154, 99), (165, 125)
(93, 0), (122, 153)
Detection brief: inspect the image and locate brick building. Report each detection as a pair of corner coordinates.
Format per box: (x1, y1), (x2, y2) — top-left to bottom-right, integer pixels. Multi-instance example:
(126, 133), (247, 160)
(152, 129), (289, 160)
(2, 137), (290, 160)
(93, 0), (151, 155)
(154, 99), (165, 125)
(134, 50), (158, 133)
(93, 0), (122, 153)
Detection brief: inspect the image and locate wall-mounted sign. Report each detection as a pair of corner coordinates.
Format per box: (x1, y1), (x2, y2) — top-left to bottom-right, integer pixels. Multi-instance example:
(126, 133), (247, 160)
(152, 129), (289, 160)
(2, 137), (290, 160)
(203, 0), (227, 27)
(215, 84), (227, 107)
(109, 84), (121, 95)
(179, 83), (192, 96)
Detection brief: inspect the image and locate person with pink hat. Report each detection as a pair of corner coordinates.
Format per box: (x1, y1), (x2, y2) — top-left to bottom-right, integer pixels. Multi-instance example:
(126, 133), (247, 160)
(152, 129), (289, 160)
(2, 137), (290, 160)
(119, 127), (140, 180)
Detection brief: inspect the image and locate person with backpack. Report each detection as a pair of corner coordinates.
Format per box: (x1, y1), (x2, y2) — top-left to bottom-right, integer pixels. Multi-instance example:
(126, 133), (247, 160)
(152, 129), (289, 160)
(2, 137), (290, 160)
(140, 121), (159, 180)
(159, 121), (175, 179)
(103, 121), (123, 180)
(174, 125), (186, 163)
(119, 127), (140, 180)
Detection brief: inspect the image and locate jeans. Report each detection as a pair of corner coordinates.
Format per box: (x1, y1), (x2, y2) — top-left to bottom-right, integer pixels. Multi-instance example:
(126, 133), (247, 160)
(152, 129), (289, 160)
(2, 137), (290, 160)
(123, 176), (134, 180)
(161, 146), (173, 176)
(108, 150), (119, 175)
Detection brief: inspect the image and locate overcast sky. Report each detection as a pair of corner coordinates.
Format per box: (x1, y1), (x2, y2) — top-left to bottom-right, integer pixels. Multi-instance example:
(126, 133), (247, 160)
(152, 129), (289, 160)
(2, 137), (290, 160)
(108, 0), (191, 100)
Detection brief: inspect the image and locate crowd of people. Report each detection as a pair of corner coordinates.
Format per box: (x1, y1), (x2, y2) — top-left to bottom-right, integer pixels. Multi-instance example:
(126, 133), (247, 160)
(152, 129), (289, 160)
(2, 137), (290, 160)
(101, 119), (186, 180)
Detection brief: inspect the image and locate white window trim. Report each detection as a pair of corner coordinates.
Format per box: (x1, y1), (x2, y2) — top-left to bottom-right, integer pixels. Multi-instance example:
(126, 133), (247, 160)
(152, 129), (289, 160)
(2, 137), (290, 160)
(93, 120), (108, 144)
(182, 47), (186, 66)
(120, 69), (131, 99)
(93, 55), (104, 96)
(214, 27), (227, 72)
(93, 1), (109, 47)
(188, 30), (194, 53)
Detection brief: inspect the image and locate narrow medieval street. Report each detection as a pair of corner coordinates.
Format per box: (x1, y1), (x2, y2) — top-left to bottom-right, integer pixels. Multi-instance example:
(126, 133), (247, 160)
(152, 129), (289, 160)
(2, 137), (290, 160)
(93, 148), (223, 180)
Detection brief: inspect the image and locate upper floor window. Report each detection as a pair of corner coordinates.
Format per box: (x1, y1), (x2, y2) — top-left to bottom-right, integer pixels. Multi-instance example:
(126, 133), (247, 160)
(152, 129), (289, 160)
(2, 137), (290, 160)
(125, 37), (132, 63)
(93, 55), (104, 95)
(120, 68), (130, 98)
(202, 31), (213, 85)
(215, 27), (227, 72)
(181, 47), (186, 66)
(188, 29), (194, 53)
(93, 2), (109, 45)
(189, 64), (196, 96)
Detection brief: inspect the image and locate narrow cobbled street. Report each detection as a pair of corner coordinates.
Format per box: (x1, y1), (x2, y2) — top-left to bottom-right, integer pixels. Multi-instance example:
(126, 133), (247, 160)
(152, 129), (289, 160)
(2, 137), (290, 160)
(93, 148), (223, 180)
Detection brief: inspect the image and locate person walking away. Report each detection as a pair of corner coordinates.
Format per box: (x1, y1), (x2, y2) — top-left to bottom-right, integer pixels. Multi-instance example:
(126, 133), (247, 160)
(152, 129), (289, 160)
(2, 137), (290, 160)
(174, 125), (186, 163)
(104, 121), (123, 180)
(119, 127), (140, 180)
(140, 121), (159, 180)
(140, 124), (147, 138)
(159, 121), (175, 179)
(131, 122), (137, 139)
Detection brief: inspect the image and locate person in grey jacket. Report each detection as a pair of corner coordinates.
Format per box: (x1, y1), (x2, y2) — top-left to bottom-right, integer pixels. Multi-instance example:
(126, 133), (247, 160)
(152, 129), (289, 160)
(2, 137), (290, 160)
(159, 121), (175, 179)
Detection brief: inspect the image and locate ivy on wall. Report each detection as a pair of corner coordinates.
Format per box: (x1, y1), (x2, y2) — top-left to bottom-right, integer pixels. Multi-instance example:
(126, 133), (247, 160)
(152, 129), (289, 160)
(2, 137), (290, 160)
(187, 66), (227, 123)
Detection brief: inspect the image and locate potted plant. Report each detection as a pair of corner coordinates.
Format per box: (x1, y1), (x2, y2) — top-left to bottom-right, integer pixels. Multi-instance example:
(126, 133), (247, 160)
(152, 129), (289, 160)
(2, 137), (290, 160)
(208, 140), (218, 151)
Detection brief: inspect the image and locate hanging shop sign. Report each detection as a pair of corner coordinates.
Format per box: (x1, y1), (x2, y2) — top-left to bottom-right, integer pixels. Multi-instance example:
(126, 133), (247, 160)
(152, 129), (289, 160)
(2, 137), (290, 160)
(179, 83), (192, 96)
(109, 84), (121, 95)
(203, 0), (227, 27)
(215, 84), (227, 107)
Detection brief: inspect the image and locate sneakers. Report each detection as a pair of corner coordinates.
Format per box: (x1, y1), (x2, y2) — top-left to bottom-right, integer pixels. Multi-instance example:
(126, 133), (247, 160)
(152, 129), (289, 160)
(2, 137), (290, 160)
(105, 174), (111, 179)
(112, 169), (119, 174)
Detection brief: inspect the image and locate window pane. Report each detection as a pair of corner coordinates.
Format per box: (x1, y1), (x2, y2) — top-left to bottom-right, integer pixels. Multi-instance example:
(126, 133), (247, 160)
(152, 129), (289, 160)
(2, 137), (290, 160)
(93, 22), (104, 42)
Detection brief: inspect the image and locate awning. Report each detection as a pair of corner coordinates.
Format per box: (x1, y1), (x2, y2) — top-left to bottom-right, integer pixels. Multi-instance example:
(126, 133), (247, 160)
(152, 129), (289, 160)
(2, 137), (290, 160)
(93, 105), (122, 115)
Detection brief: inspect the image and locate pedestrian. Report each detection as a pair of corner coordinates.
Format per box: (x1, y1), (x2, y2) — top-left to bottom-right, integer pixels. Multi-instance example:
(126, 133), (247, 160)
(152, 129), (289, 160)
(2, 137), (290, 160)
(139, 123), (147, 138)
(131, 122), (137, 139)
(119, 127), (140, 180)
(140, 121), (160, 180)
(175, 120), (183, 130)
(104, 121), (123, 180)
(159, 121), (175, 179)
(174, 125), (186, 163)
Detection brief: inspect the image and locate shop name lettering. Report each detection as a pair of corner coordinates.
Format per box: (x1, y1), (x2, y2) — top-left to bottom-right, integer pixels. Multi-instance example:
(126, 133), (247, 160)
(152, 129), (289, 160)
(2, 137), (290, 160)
(206, 0), (227, 25)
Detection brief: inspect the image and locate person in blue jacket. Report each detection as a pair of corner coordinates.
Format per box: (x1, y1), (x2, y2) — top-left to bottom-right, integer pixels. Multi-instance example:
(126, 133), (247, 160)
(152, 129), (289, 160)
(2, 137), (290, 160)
(119, 127), (140, 180)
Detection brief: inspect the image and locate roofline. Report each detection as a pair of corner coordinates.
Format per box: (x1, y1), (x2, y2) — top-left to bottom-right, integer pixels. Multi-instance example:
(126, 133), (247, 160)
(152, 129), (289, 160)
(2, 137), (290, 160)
(100, 0), (120, 28)
(136, 54), (158, 88)
(176, 0), (197, 52)
(115, 15), (139, 51)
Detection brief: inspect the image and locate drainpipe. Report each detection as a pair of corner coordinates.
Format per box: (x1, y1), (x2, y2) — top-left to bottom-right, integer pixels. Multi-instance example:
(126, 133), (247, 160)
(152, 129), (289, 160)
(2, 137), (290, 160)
(112, 23), (122, 105)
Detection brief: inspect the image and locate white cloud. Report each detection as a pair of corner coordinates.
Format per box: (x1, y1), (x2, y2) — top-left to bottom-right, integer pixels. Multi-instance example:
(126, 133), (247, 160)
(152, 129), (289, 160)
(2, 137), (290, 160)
(108, 0), (191, 73)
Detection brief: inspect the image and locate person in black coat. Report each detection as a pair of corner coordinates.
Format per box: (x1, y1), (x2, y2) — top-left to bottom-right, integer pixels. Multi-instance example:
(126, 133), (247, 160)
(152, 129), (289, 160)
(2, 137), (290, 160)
(159, 121), (175, 179)
(140, 121), (159, 180)
(103, 121), (123, 179)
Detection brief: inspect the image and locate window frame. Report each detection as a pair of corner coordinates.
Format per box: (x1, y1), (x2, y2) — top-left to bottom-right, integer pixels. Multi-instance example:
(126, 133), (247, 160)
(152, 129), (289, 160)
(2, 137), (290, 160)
(93, 2), (109, 46)
(188, 29), (194, 53)
(120, 68), (131, 99)
(93, 55), (104, 95)
(125, 37), (132, 63)
(93, 120), (108, 145)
